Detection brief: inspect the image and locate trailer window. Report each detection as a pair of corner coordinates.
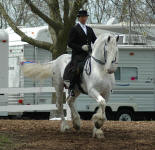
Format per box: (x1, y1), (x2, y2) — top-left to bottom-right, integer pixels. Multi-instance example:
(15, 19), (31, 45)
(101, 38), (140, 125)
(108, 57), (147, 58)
(121, 67), (138, 81)
(115, 67), (138, 81)
(9, 67), (14, 70)
(115, 67), (120, 80)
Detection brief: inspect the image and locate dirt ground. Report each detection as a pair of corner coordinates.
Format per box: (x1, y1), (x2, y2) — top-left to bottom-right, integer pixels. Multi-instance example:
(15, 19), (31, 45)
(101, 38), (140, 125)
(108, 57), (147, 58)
(0, 120), (155, 150)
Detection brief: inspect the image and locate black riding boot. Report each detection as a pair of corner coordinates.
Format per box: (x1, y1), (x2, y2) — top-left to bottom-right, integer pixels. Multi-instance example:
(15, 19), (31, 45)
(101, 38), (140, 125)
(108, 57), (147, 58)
(68, 65), (77, 97)
(68, 81), (75, 97)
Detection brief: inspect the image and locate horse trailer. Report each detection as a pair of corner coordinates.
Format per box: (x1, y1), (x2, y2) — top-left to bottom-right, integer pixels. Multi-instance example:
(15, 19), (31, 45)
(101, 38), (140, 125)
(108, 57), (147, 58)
(7, 27), (52, 106)
(0, 27), (55, 118)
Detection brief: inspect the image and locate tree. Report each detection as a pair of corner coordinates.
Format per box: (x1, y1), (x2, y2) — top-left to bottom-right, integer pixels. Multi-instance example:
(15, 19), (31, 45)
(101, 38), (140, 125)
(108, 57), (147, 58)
(0, 0), (48, 28)
(85, 0), (154, 24)
(109, 0), (155, 42)
(85, 0), (154, 43)
(0, 0), (87, 59)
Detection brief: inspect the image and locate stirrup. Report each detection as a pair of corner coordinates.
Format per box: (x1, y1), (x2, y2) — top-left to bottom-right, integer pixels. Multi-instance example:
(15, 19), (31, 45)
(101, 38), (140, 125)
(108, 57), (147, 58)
(68, 89), (75, 97)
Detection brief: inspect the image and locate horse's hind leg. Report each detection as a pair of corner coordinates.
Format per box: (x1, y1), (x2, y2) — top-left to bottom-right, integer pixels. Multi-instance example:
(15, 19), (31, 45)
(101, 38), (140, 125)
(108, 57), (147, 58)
(67, 92), (80, 131)
(55, 84), (70, 132)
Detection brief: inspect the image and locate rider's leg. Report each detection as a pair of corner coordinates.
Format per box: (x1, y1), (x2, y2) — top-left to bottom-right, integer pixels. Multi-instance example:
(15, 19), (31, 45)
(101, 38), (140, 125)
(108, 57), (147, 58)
(66, 92), (81, 130)
(55, 84), (70, 132)
(88, 89), (106, 138)
(68, 78), (76, 97)
(68, 65), (77, 97)
(69, 55), (83, 97)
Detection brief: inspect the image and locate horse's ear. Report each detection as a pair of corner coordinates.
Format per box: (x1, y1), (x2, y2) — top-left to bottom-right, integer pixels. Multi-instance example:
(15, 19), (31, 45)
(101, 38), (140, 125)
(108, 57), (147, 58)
(116, 35), (119, 42)
(107, 36), (111, 43)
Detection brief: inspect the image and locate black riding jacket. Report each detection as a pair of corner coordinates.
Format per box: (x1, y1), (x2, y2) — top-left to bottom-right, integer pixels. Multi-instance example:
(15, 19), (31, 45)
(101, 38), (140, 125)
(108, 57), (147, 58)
(68, 23), (97, 61)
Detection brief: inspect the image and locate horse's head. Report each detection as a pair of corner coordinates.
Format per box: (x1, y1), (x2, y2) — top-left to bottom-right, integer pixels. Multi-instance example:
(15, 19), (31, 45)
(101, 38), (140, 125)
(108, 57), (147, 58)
(93, 33), (119, 74)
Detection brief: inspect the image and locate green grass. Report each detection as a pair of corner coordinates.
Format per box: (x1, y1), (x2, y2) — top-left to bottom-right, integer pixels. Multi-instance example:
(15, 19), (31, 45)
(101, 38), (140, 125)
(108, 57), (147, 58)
(0, 134), (13, 150)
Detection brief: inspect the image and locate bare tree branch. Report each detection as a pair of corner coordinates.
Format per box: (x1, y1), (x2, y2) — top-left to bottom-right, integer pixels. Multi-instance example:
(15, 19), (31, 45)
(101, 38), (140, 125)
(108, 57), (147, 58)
(0, 2), (53, 51)
(63, 0), (69, 24)
(47, 0), (63, 24)
(24, 0), (63, 31)
(145, 0), (155, 14)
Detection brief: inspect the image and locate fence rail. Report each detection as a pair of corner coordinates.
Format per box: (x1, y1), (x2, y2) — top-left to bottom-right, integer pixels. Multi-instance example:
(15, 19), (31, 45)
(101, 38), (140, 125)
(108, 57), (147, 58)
(0, 87), (71, 120)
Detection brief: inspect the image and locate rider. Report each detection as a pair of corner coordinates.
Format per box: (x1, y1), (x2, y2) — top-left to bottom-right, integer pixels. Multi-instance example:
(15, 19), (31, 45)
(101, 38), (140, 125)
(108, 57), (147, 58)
(68, 10), (97, 97)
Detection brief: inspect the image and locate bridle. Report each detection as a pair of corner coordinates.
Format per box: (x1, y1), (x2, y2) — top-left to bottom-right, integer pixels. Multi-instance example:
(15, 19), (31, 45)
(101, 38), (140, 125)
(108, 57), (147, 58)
(92, 43), (117, 65)
(91, 43), (107, 65)
(85, 43), (117, 75)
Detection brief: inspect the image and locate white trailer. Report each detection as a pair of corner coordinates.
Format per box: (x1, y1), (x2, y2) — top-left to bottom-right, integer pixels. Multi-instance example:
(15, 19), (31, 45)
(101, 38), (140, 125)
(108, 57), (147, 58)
(0, 30), (9, 116)
(7, 26), (52, 106)
(0, 27), (71, 119)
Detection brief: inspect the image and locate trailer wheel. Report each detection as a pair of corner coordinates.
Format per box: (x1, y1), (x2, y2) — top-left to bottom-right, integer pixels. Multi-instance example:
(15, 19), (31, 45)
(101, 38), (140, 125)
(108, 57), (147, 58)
(115, 109), (134, 121)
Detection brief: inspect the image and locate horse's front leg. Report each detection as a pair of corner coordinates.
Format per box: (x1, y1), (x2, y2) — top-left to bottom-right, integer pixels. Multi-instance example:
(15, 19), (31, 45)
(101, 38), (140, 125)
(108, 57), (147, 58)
(67, 95), (81, 131)
(89, 89), (106, 139)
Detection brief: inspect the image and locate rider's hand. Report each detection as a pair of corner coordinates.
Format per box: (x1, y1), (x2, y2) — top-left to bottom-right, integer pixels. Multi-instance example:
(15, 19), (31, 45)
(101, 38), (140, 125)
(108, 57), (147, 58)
(82, 45), (89, 52)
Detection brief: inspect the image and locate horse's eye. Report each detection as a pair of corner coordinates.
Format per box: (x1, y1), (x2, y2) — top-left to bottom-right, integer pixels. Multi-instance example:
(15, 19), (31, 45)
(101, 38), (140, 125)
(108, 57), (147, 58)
(107, 36), (111, 43)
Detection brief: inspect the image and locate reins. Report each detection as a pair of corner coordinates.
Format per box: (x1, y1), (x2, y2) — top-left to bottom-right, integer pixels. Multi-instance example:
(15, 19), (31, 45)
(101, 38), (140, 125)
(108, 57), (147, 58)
(84, 44), (106, 75)
(84, 43), (117, 76)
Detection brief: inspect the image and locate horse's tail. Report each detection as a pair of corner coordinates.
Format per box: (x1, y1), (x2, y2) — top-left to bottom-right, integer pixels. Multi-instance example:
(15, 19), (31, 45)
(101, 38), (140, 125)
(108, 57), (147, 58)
(21, 61), (53, 80)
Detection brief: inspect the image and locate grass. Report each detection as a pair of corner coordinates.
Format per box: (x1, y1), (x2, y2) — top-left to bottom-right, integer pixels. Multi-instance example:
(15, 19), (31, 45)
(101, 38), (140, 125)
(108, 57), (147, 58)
(0, 134), (13, 150)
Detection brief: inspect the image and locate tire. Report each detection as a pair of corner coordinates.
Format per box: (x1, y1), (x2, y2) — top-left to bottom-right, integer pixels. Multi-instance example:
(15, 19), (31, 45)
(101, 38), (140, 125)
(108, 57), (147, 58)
(115, 109), (134, 121)
(105, 108), (113, 120)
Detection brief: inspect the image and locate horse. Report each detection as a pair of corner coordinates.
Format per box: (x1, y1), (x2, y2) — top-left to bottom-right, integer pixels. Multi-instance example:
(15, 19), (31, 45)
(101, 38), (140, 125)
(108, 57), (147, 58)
(21, 32), (119, 139)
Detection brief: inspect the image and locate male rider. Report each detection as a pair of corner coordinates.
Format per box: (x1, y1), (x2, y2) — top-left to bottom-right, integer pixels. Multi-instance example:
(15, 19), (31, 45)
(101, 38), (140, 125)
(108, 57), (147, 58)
(68, 10), (97, 97)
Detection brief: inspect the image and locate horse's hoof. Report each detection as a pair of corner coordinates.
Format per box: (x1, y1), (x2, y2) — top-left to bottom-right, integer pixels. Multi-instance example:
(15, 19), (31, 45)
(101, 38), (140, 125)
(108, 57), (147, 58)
(93, 128), (105, 139)
(73, 119), (81, 131)
(60, 121), (70, 132)
(61, 125), (70, 132)
(73, 123), (80, 131)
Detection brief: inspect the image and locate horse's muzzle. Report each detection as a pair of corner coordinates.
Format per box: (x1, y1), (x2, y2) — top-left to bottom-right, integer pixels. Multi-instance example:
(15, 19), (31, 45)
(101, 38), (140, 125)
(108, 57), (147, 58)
(107, 69), (115, 74)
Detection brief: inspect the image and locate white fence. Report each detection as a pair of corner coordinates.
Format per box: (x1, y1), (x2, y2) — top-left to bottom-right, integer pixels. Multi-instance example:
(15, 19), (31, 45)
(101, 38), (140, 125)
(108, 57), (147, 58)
(0, 87), (71, 120)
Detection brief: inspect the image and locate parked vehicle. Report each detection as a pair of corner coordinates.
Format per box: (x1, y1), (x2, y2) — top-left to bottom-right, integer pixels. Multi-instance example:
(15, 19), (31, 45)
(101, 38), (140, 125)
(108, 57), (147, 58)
(0, 29), (9, 116)
(7, 26), (52, 106)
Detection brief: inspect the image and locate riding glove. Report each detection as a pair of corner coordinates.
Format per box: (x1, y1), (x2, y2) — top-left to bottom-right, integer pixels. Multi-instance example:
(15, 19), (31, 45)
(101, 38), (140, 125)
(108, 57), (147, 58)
(82, 45), (89, 51)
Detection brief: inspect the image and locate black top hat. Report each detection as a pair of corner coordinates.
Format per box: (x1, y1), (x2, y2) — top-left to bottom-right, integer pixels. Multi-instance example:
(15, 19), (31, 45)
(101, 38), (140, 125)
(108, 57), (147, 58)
(77, 10), (89, 17)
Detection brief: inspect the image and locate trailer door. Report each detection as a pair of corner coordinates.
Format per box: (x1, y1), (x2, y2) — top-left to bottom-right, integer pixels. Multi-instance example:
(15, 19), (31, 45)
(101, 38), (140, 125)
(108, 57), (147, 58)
(9, 57), (20, 87)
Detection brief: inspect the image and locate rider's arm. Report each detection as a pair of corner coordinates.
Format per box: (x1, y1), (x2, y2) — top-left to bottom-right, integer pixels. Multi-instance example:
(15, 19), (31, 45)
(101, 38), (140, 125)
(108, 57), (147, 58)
(91, 28), (97, 44)
(68, 27), (83, 51)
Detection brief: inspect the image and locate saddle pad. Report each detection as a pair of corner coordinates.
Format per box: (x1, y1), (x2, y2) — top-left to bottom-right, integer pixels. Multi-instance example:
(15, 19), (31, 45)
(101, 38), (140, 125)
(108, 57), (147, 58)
(63, 59), (89, 94)
(63, 61), (86, 82)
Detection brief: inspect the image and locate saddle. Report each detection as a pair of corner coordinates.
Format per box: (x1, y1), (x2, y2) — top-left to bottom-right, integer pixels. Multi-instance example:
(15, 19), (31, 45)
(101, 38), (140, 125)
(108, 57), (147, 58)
(63, 61), (85, 83)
